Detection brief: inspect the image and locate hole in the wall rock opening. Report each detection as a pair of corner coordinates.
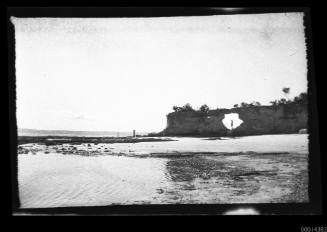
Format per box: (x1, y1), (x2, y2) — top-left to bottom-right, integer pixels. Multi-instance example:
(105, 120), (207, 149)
(222, 113), (243, 130)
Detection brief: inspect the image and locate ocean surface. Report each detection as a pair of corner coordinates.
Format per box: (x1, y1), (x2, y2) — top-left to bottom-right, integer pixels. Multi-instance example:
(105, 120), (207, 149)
(18, 128), (149, 137)
(18, 134), (309, 208)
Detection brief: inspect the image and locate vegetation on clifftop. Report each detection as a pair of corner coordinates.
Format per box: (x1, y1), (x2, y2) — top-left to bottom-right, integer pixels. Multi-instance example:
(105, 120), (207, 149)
(171, 89), (307, 114)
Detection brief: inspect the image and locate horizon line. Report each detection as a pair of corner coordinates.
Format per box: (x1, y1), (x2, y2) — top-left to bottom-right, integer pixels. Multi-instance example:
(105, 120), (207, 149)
(18, 128), (151, 133)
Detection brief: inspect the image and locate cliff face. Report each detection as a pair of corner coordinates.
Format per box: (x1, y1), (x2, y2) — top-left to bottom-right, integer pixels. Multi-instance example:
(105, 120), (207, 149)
(163, 103), (307, 136)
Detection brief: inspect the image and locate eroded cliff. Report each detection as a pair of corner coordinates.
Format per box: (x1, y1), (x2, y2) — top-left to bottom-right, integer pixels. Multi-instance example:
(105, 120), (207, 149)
(162, 103), (307, 136)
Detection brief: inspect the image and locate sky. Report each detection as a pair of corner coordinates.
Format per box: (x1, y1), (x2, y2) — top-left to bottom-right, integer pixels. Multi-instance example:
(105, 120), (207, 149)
(12, 13), (308, 132)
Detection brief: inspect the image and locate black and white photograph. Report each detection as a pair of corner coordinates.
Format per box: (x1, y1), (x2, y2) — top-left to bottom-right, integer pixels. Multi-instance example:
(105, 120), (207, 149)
(8, 7), (322, 216)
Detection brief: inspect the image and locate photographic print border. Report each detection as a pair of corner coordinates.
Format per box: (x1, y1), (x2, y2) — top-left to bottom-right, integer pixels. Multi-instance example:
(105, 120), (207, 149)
(7, 6), (322, 216)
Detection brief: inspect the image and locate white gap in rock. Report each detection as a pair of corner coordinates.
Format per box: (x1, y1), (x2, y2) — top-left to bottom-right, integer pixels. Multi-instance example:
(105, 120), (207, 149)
(222, 113), (243, 130)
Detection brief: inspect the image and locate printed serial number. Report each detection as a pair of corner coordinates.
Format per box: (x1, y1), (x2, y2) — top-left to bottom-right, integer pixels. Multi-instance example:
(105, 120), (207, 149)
(301, 227), (327, 232)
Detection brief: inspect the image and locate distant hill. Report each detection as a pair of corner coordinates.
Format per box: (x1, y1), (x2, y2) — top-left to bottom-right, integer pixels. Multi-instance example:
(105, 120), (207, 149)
(18, 128), (149, 137)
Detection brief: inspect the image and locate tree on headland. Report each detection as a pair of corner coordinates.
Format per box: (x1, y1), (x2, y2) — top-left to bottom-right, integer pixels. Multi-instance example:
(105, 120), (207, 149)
(237, 101), (261, 108)
(172, 91), (307, 114)
(254, 101), (261, 106)
(293, 92), (308, 104)
(172, 103), (195, 112)
(278, 98), (287, 105)
(173, 105), (182, 112)
(269, 92), (307, 106)
(270, 100), (278, 106)
(282, 87), (290, 100)
(248, 101), (260, 107)
(240, 102), (248, 108)
(200, 104), (210, 113)
(182, 103), (194, 112)
(298, 92), (308, 103)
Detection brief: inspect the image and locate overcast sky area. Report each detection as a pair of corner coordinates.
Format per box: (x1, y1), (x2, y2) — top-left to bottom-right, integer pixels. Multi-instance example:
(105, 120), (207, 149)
(12, 13), (307, 132)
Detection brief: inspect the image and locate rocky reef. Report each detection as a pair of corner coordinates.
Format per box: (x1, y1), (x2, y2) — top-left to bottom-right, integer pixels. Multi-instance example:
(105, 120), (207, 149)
(160, 102), (307, 136)
(17, 136), (175, 145)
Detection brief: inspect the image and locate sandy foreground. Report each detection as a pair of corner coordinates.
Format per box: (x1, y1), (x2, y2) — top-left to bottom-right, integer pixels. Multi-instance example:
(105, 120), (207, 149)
(17, 134), (309, 208)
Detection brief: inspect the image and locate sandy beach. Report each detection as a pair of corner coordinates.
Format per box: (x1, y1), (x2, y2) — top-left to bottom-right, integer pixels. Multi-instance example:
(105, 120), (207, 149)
(17, 134), (309, 208)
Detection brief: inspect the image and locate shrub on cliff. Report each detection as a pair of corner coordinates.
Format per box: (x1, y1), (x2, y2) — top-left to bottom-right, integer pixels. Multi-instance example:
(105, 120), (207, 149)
(269, 92), (307, 107)
(237, 101), (261, 108)
(294, 92), (307, 104)
(173, 106), (183, 112)
(278, 98), (287, 105)
(254, 101), (261, 106)
(240, 102), (249, 107)
(200, 104), (210, 113)
(270, 100), (278, 106)
(182, 103), (194, 112)
(282, 87), (290, 99)
(240, 102), (254, 107)
(172, 103), (195, 112)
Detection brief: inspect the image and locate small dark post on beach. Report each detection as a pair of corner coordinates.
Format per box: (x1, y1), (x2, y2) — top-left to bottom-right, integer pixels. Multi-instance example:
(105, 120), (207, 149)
(133, 130), (136, 137)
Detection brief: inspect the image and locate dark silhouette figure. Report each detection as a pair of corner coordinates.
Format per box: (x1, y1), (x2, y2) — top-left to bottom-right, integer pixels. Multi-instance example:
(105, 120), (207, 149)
(231, 120), (234, 130)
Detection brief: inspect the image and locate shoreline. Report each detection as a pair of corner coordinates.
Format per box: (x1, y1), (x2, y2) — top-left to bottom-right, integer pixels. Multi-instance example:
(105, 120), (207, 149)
(17, 134), (309, 156)
(18, 146), (293, 158)
(17, 132), (307, 145)
(17, 135), (176, 145)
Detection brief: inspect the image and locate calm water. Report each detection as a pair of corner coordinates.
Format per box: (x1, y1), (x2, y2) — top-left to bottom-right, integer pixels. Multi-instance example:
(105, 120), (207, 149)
(18, 128), (149, 137)
(18, 134), (309, 208)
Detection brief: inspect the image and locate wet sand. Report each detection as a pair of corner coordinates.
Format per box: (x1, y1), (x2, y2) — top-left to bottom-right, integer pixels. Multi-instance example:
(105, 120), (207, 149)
(18, 134), (309, 208)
